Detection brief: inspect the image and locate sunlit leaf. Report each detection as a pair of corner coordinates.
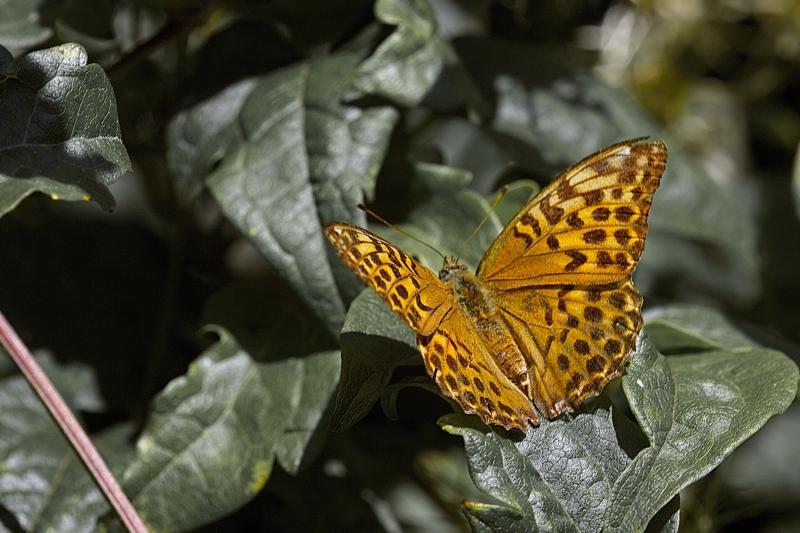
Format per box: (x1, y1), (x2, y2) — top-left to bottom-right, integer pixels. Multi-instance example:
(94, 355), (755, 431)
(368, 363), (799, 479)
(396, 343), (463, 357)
(0, 43), (130, 217)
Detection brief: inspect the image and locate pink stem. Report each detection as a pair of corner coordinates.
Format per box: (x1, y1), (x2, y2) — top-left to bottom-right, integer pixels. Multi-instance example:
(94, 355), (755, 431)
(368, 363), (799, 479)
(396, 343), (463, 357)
(0, 311), (149, 533)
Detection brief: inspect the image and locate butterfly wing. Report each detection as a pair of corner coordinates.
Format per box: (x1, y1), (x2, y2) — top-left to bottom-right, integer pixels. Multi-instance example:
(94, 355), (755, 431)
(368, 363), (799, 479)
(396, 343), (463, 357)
(325, 223), (537, 430)
(325, 223), (452, 335)
(477, 139), (667, 287)
(476, 139), (666, 417)
(417, 309), (539, 430)
(493, 278), (643, 417)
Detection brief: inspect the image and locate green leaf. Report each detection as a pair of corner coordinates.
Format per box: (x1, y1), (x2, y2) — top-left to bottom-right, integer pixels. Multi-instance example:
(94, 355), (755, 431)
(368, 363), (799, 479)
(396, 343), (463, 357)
(441, 393), (678, 533)
(113, 328), (340, 533)
(353, 0), (459, 107)
(331, 289), (418, 431)
(0, 43), (130, 217)
(0, 352), (134, 533)
(644, 304), (758, 352)
(0, 0), (53, 50)
(605, 333), (798, 533)
(202, 64), (345, 334)
(167, 51), (399, 333)
(439, 317), (796, 533)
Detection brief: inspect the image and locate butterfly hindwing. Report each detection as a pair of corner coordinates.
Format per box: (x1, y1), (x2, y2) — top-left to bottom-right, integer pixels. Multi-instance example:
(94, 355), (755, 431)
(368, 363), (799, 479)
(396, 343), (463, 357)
(494, 277), (643, 417)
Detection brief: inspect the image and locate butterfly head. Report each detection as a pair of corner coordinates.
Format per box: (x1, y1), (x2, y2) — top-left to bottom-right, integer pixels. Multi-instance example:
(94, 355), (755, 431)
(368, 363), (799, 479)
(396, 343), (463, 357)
(438, 257), (468, 283)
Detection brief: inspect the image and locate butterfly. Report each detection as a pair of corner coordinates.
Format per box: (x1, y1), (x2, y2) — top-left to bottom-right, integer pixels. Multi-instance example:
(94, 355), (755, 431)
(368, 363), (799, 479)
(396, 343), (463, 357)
(325, 138), (667, 431)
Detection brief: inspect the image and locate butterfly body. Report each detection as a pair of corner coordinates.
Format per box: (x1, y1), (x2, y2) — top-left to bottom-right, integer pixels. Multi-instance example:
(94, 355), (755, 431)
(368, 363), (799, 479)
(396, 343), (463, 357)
(439, 259), (532, 401)
(325, 139), (667, 431)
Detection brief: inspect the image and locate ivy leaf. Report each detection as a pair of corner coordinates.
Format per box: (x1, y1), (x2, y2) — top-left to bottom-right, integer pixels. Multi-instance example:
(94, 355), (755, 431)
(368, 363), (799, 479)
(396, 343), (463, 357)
(0, 43), (130, 217)
(110, 328), (340, 533)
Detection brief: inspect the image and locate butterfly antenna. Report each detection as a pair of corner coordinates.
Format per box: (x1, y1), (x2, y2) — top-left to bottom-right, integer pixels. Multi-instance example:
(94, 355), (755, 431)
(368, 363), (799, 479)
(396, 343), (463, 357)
(357, 204), (446, 261)
(455, 185), (508, 262)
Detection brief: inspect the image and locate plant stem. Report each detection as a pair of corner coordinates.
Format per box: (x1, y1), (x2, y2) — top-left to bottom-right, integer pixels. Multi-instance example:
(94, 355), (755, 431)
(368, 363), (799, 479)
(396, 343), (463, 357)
(0, 311), (149, 533)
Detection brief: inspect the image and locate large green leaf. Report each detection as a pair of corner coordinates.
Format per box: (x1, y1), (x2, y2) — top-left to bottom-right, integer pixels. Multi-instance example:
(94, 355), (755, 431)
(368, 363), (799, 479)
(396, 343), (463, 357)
(0, 43), (130, 217)
(605, 333), (797, 532)
(112, 328), (340, 533)
(441, 352), (676, 533)
(164, 0), (477, 334)
(439, 315), (796, 533)
(0, 352), (134, 533)
(167, 50), (399, 333)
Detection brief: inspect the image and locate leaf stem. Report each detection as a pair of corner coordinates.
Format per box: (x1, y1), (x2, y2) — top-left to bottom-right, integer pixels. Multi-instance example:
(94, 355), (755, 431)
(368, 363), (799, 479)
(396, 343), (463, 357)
(0, 311), (149, 533)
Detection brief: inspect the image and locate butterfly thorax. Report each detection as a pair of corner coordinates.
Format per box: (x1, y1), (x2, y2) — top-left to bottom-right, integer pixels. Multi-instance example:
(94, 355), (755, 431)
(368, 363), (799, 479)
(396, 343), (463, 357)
(439, 257), (491, 316)
(439, 257), (530, 393)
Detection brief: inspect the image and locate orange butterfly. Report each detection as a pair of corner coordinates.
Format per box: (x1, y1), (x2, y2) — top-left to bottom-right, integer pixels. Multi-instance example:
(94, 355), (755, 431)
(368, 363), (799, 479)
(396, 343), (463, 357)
(325, 139), (667, 431)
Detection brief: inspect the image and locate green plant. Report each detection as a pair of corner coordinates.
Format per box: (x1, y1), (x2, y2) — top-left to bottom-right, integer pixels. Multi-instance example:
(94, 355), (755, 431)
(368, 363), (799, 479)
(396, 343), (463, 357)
(1, 1), (798, 532)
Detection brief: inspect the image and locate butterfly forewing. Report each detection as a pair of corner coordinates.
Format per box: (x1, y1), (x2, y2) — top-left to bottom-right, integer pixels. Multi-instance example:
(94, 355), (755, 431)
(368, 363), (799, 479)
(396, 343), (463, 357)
(324, 223), (451, 336)
(477, 139), (667, 288)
